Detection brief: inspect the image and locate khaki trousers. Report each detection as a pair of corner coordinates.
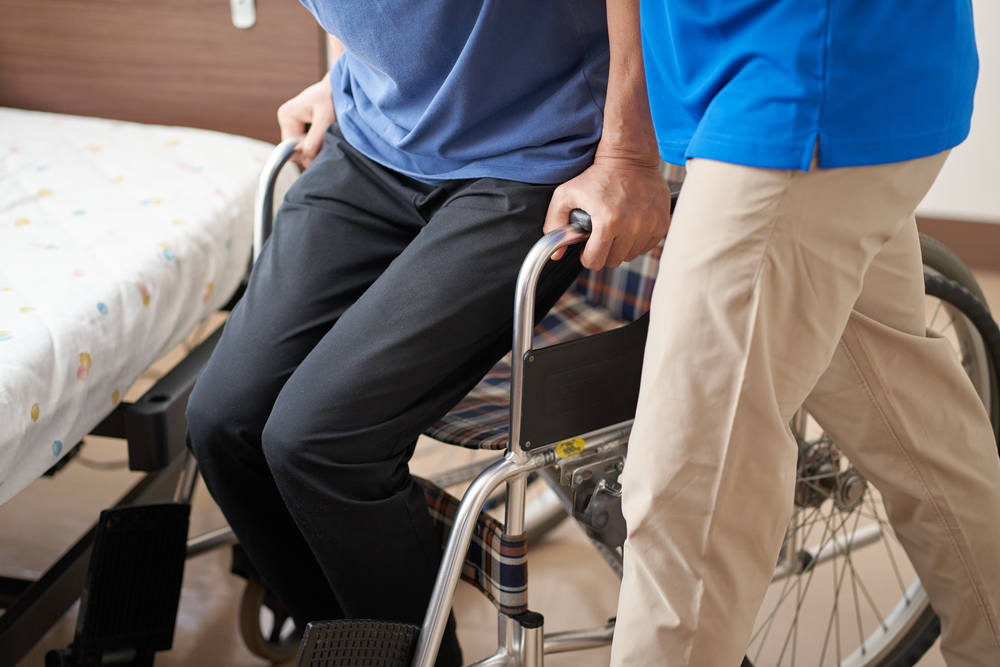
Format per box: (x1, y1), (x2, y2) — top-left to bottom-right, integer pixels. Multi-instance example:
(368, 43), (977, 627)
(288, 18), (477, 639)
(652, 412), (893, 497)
(610, 153), (1000, 666)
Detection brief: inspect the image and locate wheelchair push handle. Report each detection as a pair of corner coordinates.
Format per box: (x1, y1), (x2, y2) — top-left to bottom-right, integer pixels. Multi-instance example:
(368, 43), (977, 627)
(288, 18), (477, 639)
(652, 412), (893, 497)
(568, 208), (593, 233)
(254, 134), (306, 265)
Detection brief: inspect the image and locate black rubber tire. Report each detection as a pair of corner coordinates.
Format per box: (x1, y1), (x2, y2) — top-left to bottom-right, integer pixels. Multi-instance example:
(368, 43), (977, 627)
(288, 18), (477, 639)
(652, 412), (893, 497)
(860, 238), (1000, 667)
(239, 579), (302, 663)
(878, 242), (1000, 667)
(920, 233), (1000, 444)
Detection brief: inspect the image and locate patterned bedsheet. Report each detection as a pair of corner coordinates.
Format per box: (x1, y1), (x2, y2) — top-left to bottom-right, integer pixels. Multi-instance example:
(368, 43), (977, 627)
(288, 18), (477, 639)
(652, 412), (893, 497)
(0, 108), (277, 504)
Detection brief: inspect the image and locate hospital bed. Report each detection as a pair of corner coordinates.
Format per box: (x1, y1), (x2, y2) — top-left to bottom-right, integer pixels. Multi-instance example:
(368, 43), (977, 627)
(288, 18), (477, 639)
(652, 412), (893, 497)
(0, 107), (294, 666)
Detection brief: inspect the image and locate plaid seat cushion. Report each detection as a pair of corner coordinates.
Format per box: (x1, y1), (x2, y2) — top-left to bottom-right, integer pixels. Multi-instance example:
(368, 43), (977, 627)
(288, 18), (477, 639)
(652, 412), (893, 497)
(570, 240), (663, 324)
(425, 291), (628, 449)
(417, 477), (528, 616)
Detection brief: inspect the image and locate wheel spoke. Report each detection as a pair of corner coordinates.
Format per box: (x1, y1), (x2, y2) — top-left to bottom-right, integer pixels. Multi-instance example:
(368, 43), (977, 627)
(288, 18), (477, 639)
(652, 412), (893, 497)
(929, 298), (944, 329)
(836, 559), (843, 667)
(269, 608), (290, 643)
(751, 270), (989, 666)
(844, 542), (889, 630)
(865, 494), (911, 602)
(792, 576), (800, 667)
(750, 507), (826, 648)
(818, 518), (853, 667)
(783, 505), (826, 544)
(755, 567), (796, 662)
(775, 504), (858, 664)
(753, 506), (835, 651)
(851, 553), (866, 654)
(754, 504), (828, 661)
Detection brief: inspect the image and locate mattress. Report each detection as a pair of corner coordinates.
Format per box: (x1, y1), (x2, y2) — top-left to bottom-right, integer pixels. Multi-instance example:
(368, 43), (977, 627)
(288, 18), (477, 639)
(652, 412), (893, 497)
(0, 108), (277, 504)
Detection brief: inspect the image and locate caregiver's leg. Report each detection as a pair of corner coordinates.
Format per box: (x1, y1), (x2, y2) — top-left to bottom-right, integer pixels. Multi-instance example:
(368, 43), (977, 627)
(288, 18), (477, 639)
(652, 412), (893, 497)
(804, 217), (1000, 666)
(187, 125), (452, 624)
(258, 176), (582, 626)
(610, 152), (948, 666)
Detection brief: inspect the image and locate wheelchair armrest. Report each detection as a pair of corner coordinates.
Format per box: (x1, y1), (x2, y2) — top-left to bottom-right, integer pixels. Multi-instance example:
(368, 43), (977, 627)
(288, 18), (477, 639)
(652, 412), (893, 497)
(509, 223), (591, 455)
(253, 135), (304, 265)
(519, 312), (648, 451)
(508, 180), (682, 455)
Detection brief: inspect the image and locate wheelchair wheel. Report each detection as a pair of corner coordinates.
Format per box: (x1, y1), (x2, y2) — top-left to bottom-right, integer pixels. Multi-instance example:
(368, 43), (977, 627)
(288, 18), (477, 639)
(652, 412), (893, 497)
(239, 578), (302, 663)
(745, 235), (1000, 667)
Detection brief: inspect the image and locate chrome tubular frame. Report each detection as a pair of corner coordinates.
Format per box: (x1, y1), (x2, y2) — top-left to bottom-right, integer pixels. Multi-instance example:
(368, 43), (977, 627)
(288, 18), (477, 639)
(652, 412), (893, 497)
(772, 522), (883, 583)
(507, 224), (590, 461)
(173, 450), (200, 504)
(412, 455), (540, 667)
(543, 622), (616, 654)
(252, 135), (303, 264)
(186, 526), (239, 559)
(253, 139), (607, 667)
(413, 225), (589, 667)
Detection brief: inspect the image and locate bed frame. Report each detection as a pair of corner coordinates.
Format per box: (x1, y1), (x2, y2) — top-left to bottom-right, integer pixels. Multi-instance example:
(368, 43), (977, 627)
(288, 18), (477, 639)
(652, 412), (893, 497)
(0, 3), (323, 662)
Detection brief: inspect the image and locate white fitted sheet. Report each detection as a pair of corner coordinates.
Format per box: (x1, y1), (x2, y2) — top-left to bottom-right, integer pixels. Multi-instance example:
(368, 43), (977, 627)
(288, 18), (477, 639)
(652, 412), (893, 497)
(0, 108), (277, 503)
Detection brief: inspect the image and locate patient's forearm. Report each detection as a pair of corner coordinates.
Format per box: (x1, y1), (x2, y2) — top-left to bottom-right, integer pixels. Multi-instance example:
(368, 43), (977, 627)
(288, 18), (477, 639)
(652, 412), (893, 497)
(600, 0), (659, 167)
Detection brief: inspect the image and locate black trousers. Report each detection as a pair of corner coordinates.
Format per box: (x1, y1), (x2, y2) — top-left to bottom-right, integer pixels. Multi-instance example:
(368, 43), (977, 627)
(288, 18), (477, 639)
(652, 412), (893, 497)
(185, 125), (582, 664)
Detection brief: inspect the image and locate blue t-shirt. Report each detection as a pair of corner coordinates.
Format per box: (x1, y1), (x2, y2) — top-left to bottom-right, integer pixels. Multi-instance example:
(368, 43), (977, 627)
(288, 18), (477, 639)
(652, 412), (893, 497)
(297, 0), (610, 185)
(641, 0), (979, 170)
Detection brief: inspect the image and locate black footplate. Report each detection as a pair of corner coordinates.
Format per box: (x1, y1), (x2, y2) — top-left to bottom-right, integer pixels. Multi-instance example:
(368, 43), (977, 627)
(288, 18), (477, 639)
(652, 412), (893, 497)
(46, 502), (190, 667)
(295, 620), (420, 667)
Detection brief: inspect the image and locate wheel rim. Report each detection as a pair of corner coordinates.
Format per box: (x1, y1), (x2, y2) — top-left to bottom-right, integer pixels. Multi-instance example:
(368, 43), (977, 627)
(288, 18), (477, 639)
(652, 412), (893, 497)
(239, 579), (301, 662)
(747, 290), (992, 666)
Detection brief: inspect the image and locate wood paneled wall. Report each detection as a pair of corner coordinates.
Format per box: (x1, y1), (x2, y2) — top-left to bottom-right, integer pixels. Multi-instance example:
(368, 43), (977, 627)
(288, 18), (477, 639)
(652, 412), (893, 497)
(917, 218), (1000, 273)
(0, 0), (326, 143)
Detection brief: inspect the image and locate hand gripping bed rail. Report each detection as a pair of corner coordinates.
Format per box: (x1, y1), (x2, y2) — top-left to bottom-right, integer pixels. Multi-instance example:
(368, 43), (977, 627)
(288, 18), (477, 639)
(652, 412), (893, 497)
(253, 135), (303, 264)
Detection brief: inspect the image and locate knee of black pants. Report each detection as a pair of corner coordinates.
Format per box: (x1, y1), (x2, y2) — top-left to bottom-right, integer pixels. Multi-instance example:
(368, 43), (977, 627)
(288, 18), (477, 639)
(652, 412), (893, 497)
(260, 393), (405, 503)
(185, 363), (258, 474)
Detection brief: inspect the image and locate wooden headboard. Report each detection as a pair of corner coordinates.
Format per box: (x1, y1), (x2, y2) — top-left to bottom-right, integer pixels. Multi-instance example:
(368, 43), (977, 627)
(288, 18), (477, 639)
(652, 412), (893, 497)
(0, 0), (326, 143)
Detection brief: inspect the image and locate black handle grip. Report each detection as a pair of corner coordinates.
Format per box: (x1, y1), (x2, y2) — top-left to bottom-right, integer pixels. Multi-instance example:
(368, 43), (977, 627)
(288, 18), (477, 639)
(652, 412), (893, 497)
(569, 209), (592, 233)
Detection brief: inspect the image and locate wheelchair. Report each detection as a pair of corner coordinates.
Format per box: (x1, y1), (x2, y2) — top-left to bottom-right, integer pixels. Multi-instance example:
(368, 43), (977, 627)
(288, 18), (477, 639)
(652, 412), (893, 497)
(235, 138), (1000, 667)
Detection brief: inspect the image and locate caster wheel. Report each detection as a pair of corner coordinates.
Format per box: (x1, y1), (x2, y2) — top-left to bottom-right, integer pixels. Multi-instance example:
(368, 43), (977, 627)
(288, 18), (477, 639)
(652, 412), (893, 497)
(239, 579), (302, 663)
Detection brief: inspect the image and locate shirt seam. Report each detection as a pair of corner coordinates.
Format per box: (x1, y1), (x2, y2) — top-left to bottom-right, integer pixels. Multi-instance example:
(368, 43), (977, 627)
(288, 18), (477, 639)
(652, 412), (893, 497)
(815, 0), (834, 160)
(821, 120), (972, 145)
(684, 119), (971, 151)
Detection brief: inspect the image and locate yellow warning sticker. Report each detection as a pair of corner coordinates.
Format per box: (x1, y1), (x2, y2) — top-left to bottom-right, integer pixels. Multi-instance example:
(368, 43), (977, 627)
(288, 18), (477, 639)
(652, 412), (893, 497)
(555, 438), (585, 459)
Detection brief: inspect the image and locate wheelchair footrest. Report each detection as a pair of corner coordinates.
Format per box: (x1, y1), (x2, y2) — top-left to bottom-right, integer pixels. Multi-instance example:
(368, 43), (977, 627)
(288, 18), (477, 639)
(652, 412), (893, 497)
(294, 620), (420, 667)
(51, 503), (190, 666)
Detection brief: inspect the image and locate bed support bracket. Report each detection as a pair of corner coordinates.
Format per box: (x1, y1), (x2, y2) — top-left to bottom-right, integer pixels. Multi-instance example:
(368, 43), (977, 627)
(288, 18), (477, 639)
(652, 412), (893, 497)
(90, 326), (223, 471)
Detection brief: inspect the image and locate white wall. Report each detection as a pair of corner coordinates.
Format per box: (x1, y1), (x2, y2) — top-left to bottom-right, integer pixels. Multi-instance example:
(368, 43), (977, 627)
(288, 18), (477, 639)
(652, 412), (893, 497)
(917, 0), (1000, 223)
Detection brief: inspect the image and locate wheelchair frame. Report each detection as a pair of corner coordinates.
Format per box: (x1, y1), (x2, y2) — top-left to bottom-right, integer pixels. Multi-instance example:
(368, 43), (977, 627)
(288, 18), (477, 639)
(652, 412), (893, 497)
(249, 137), (1000, 667)
(11, 135), (994, 666)
(254, 137), (635, 667)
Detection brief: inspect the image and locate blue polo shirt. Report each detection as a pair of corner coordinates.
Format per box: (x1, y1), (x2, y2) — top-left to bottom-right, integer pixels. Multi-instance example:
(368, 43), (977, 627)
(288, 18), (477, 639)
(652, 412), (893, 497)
(297, 0), (610, 185)
(642, 0), (979, 170)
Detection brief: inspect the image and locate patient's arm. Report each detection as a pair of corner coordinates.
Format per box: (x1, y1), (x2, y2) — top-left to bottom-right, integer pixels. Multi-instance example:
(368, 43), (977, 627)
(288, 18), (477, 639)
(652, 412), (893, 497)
(543, 0), (672, 270)
(277, 34), (345, 168)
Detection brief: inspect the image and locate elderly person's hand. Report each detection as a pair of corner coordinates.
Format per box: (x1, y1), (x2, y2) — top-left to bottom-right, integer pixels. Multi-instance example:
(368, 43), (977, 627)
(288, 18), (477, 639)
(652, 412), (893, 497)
(277, 77), (337, 170)
(277, 35), (345, 169)
(544, 151), (671, 269)
(543, 0), (670, 270)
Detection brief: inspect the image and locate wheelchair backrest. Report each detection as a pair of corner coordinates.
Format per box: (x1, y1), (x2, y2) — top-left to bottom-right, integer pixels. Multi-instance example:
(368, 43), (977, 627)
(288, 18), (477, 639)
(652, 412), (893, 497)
(570, 244), (664, 323)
